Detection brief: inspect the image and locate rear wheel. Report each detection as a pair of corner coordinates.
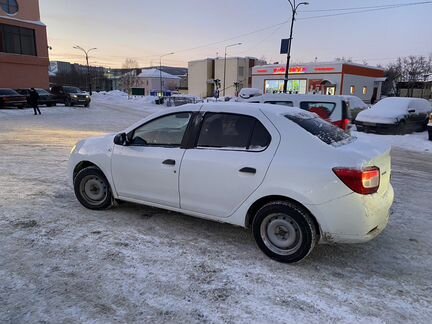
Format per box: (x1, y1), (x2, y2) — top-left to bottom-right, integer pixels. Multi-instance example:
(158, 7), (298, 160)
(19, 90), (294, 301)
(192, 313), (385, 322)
(73, 166), (113, 210)
(397, 120), (406, 135)
(252, 201), (317, 263)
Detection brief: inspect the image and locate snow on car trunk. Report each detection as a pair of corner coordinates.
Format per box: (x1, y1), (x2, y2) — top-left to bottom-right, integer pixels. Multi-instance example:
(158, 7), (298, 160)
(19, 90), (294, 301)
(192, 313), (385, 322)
(335, 138), (392, 196)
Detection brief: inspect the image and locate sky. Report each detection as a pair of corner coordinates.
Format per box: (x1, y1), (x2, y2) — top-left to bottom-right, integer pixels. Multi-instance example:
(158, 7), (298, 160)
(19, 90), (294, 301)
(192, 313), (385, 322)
(39, 0), (432, 69)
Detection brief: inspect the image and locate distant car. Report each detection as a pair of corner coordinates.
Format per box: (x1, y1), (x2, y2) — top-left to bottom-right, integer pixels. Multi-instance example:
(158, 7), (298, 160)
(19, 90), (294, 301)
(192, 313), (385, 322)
(246, 94), (352, 131)
(16, 88), (57, 107)
(0, 88), (27, 109)
(342, 95), (369, 120)
(50, 86), (91, 107)
(355, 97), (432, 134)
(69, 103), (394, 263)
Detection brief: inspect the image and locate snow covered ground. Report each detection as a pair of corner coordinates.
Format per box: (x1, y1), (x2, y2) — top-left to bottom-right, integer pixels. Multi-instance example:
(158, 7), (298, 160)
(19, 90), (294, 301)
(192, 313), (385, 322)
(1, 97), (432, 323)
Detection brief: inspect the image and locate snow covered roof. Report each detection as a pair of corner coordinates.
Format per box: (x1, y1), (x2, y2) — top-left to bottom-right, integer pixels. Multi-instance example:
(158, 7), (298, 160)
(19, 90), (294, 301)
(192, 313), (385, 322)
(138, 69), (180, 80)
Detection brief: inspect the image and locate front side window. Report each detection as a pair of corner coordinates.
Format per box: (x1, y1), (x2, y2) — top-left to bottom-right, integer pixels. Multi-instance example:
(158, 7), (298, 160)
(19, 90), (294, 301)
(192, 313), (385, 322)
(131, 112), (192, 146)
(265, 101), (293, 107)
(0, 24), (36, 56)
(197, 113), (271, 151)
(0, 0), (19, 15)
(299, 101), (336, 119)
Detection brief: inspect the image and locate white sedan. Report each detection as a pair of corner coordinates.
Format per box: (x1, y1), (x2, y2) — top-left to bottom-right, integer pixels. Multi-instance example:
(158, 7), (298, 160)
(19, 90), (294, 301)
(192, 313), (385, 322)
(68, 103), (394, 263)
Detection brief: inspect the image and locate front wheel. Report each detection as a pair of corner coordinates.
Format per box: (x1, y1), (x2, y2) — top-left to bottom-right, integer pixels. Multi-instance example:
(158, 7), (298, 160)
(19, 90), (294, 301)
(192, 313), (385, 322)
(252, 201), (317, 263)
(65, 98), (71, 107)
(73, 166), (113, 210)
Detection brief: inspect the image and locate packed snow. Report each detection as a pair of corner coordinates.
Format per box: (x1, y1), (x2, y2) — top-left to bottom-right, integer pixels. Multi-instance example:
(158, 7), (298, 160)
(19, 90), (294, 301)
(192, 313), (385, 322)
(1, 93), (432, 323)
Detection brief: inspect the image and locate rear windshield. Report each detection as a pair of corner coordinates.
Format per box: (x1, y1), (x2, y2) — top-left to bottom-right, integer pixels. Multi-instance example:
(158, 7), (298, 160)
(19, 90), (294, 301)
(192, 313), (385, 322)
(286, 114), (352, 145)
(0, 89), (19, 95)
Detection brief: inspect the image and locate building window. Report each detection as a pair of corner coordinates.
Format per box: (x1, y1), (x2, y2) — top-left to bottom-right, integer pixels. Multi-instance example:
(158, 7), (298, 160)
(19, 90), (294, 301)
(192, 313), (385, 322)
(0, 0), (19, 15)
(238, 66), (245, 78)
(363, 86), (368, 95)
(264, 79), (307, 94)
(350, 85), (355, 94)
(0, 24), (37, 56)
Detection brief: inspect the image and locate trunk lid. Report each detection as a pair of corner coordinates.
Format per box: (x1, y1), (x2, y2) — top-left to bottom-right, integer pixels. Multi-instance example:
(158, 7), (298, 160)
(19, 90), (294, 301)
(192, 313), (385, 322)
(335, 138), (391, 196)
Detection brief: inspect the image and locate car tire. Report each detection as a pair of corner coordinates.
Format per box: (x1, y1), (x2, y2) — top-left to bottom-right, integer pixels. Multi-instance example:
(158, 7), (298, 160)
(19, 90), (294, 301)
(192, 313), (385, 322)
(84, 102), (90, 108)
(47, 103), (52, 107)
(252, 201), (317, 263)
(65, 98), (71, 107)
(73, 166), (113, 210)
(398, 120), (406, 135)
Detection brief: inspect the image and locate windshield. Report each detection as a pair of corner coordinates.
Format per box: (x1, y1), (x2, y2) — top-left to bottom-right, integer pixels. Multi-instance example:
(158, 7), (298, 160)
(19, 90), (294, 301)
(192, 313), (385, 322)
(286, 114), (352, 145)
(0, 89), (19, 95)
(64, 87), (82, 94)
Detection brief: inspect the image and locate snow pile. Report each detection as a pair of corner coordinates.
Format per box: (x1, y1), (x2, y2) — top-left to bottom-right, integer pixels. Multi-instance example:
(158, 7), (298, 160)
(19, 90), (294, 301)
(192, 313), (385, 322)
(352, 130), (432, 153)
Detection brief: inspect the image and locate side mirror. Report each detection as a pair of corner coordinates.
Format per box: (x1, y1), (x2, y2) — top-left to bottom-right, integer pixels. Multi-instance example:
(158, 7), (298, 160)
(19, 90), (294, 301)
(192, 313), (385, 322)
(408, 109), (416, 113)
(113, 133), (128, 146)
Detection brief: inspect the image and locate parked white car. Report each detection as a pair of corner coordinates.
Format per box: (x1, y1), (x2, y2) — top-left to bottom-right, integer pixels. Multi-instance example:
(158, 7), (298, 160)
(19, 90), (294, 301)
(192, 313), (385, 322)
(355, 97), (432, 134)
(69, 103), (394, 263)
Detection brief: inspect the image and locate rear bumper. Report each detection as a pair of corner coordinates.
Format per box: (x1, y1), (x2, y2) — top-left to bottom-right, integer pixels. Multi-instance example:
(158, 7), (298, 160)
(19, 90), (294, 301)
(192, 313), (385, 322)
(307, 185), (394, 244)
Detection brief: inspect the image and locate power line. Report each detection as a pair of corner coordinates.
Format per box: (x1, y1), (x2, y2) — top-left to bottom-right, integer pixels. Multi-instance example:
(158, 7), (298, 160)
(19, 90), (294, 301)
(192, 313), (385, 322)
(299, 1), (432, 20)
(301, 1), (432, 12)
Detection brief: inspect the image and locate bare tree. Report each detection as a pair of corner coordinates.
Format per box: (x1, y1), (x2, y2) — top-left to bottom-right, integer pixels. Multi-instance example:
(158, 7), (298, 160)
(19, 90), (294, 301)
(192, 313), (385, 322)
(121, 58), (140, 97)
(384, 55), (432, 96)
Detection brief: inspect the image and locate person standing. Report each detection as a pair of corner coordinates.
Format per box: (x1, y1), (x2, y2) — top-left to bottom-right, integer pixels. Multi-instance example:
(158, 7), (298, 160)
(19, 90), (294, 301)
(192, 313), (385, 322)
(29, 88), (41, 115)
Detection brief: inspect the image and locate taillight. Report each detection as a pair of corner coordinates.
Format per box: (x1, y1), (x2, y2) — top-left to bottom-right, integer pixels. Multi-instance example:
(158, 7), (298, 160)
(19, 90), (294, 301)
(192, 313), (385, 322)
(333, 167), (380, 195)
(333, 119), (351, 131)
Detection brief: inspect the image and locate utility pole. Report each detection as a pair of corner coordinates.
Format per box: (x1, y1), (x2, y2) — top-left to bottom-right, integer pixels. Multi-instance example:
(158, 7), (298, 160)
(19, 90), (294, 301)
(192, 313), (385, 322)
(223, 43), (242, 97)
(73, 45), (97, 95)
(159, 52), (174, 97)
(283, 0), (309, 93)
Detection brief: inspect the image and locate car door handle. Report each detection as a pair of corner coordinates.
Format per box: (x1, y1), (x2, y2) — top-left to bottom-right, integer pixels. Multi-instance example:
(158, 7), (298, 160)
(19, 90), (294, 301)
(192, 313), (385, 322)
(162, 159), (176, 166)
(239, 167), (256, 174)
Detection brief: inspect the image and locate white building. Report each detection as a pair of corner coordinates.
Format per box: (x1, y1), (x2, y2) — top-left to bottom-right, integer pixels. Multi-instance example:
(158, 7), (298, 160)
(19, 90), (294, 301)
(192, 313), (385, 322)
(188, 57), (266, 98)
(252, 62), (386, 103)
(137, 68), (181, 95)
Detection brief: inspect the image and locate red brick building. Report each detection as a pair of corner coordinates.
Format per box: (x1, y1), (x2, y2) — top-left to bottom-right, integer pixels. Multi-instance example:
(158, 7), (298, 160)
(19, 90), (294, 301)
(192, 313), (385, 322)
(0, 0), (49, 88)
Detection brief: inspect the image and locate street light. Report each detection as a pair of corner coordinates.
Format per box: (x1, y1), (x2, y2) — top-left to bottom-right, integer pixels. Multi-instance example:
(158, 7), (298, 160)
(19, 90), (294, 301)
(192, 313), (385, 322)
(73, 45), (97, 95)
(223, 43), (242, 96)
(282, 0), (309, 93)
(160, 52), (174, 97)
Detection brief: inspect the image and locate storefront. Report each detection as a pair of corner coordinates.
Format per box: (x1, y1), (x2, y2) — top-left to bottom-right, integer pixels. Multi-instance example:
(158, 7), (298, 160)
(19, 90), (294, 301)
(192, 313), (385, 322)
(252, 62), (385, 103)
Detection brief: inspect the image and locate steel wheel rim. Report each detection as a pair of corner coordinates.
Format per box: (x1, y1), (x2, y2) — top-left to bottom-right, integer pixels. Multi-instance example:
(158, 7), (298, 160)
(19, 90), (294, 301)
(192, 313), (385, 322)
(80, 175), (107, 205)
(260, 213), (303, 255)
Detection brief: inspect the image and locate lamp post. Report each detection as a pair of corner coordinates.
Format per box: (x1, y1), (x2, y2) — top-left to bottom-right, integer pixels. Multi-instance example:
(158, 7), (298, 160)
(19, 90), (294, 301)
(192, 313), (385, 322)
(223, 43), (242, 96)
(159, 52), (174, 97)
(422, 74), (430, 99)
(73, 45), (97, 95)
(282, 0), (308, 93)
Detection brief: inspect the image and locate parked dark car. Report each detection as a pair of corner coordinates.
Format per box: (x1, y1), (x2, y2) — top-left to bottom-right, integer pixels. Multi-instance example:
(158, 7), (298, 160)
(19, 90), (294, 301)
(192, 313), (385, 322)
(50, 86), (91, 107)
(0, 88), (27, 109)
(355, 97), (432, 135)
(16, 88), (57, 107)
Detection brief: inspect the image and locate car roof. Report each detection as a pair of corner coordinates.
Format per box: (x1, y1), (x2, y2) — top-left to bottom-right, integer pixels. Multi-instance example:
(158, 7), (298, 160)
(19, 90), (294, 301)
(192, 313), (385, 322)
(199, 102), (313, 118)
(255, 93), (344, 102)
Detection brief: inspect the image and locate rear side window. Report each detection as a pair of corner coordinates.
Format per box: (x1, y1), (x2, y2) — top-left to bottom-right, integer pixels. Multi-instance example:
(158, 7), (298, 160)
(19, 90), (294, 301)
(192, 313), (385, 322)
(286, 115), (351, 145)
(265, 101), (294, 107)
(197, 113), (271, 151)
(299, 101), (336, 119)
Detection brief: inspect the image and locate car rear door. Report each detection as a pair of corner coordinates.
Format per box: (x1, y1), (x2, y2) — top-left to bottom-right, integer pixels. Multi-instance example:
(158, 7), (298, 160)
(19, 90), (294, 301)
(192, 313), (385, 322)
(179, 106), (279, 218)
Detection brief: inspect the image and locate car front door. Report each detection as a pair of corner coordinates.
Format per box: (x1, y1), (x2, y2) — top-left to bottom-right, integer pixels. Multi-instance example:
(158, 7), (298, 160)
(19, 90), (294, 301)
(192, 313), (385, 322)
(111, 112), (193, 208)
(179, 109), (279, 218)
